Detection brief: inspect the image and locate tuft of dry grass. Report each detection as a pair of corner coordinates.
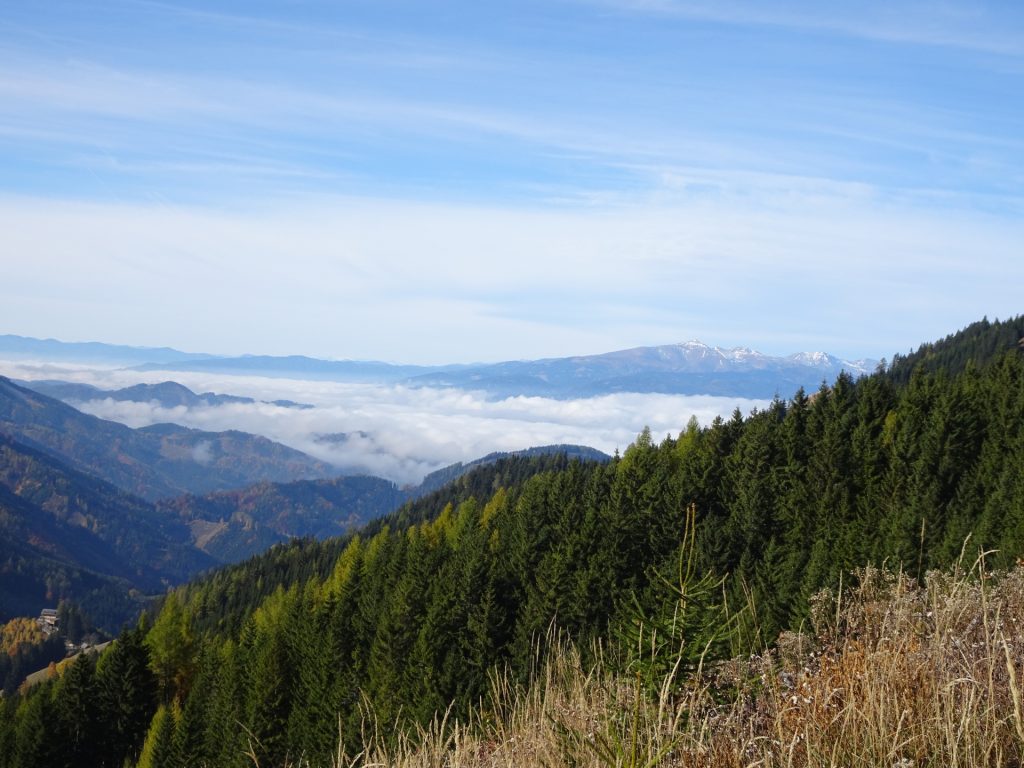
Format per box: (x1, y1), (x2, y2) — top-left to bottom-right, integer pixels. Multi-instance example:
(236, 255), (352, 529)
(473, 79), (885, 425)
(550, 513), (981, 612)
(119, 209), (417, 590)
(267, 553), (1024, 768)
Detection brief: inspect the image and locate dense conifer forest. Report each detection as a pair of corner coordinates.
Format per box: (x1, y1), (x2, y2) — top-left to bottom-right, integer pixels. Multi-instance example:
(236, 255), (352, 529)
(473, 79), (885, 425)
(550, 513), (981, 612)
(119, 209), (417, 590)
(1, 315), (1023, 767)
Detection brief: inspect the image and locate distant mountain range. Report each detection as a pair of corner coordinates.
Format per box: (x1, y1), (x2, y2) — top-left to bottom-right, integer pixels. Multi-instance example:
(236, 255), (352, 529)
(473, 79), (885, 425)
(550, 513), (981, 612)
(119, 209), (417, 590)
(21, 379), (314, 410)
(404, 341), (879, 398)
(0, 334), (218, 366)
(133, 355), (465, 381)
(0, 334), (459, 381)
(0, 334), (877, 398)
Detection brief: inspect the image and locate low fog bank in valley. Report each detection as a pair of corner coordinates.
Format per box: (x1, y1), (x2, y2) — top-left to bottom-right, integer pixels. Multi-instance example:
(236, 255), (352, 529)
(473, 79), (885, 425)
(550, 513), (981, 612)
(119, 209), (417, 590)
(1, 360), (768, 485)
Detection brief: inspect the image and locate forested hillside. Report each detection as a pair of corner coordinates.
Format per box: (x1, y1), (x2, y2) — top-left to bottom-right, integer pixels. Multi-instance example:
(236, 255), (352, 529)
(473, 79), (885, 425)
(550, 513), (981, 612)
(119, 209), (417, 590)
(2, 318), (1024, 767)
(157, 476), (409, 562)
(0, 435), (216, 625)
(172, 451), (597, 637)
(0, 377), (335, 501)
(152, 446), (608, 563)
(887, 314), (1024, 383)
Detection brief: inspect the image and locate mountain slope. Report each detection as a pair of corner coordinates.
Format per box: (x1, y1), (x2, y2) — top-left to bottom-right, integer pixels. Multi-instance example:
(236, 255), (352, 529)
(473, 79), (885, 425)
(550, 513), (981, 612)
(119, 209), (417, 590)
(158, 475), (408, 562)
(414, 443), (610, 496)
(887, 313), (1024, 384)
(0, 377), (335, 500)
(0, 434), (217, 625)
(172, 449), (611, 638)
(0, 481), (136, 622)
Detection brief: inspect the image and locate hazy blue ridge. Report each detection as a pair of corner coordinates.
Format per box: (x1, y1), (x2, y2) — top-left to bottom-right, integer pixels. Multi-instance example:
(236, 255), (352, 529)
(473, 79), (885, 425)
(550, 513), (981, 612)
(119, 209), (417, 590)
(0, 334), (215, 365)
(20, 379), (313, 410)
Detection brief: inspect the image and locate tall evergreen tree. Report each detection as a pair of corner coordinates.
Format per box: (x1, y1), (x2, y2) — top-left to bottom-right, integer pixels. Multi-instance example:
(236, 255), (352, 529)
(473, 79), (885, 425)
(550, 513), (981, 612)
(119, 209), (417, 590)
(96, 626), (158, 768)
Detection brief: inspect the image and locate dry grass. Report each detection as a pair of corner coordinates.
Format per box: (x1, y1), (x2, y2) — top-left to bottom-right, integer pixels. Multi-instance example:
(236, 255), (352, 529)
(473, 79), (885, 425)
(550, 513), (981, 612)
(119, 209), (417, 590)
(270, 553), (1024, 768)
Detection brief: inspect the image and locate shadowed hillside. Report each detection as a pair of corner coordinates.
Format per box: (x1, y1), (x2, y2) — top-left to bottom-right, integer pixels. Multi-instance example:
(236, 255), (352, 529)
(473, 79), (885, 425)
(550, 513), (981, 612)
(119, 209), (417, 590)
(0, 377), (335, 501)
(0, 435), (216, 625)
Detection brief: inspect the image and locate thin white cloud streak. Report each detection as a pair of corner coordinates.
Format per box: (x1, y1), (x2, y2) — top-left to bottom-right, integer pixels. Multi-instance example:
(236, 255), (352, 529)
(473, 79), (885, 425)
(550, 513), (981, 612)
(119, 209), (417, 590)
(118, 0), (501, 70)
(0, 362), (766, 485)
(0, 55), (584, 153)
(586, 1), (1024, 56)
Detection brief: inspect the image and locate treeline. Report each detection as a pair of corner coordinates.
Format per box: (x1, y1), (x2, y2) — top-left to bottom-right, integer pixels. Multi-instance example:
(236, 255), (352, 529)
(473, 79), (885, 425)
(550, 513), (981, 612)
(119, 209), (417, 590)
(3, 319), (1024, 766)
(887, 313), (1024, 384)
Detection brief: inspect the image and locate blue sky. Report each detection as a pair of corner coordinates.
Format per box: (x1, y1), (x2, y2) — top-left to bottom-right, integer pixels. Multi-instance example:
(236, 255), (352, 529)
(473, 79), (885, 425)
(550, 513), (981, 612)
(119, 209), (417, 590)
(1, 0), (1021, 363)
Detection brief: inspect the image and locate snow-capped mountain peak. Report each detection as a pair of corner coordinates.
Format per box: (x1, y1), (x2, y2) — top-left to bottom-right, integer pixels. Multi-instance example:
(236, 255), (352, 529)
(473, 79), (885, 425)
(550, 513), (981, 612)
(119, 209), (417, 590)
(788, 351), (836, 367)
(726, 346), (765, 361)
(678, 340), (712, 351)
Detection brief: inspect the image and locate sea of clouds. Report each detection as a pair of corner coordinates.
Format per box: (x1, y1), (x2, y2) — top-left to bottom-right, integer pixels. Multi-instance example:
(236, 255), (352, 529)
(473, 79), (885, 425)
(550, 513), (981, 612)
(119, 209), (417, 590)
(1, 360), (769, 486)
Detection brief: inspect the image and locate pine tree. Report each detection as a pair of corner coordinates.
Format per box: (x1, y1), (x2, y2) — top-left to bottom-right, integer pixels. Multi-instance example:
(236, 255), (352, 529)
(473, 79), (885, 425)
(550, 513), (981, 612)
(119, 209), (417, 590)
(169, 642), (215, 767)
(95, 626), (158, 768)
(136, 702), (178, 768)
(145, 592), (195, 703)
(241, 587), (298, 767)
(54, 651), (99, 768)
(202, 640), (247, 768)
(14, 686), (60, 768)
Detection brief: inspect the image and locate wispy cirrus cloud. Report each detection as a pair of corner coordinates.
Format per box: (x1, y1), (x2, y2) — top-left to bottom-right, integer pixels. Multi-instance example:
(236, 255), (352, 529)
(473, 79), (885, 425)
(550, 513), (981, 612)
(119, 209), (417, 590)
(582, 0), (1024, 56)
(2, 0), (1019, 206)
